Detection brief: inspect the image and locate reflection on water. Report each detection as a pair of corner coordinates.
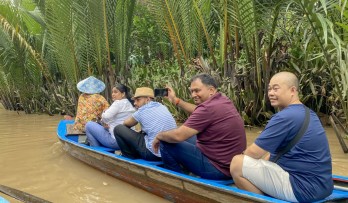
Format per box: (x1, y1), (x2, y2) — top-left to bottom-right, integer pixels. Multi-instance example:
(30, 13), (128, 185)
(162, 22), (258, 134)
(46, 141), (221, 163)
(0, 106), (168, 203)
(1, 105), (347, 202)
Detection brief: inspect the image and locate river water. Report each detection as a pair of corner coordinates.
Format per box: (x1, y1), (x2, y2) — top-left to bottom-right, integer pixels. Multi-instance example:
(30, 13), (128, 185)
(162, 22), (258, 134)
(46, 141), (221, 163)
(0, 106), (168, 203)
(0, 105), (347, 202)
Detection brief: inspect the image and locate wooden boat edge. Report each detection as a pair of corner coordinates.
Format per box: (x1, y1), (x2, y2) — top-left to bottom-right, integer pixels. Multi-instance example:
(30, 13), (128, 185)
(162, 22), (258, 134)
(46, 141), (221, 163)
(57, 120), (348, 203)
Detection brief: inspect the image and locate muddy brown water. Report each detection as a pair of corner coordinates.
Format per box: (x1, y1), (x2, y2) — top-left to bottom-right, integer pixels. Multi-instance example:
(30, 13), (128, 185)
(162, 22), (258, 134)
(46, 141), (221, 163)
(0, 106), (168, 203)
(0, 105), (347, 202)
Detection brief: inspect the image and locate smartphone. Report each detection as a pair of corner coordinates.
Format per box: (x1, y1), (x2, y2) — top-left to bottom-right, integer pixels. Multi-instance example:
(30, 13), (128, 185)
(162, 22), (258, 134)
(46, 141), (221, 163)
(154, 88), (168, 97)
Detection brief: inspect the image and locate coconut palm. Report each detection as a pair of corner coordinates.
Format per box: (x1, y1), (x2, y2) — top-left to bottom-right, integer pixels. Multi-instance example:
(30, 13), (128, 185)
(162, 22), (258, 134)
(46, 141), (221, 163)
(1, 0), (348, 128)
(0, 0), (137, 114)
(44, 0), (136, 99)
(0, 0), (54, 113)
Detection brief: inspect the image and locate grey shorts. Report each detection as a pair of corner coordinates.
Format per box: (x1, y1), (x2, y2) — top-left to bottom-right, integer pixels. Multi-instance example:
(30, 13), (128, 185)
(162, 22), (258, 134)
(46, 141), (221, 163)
(242, 155), (298, 202)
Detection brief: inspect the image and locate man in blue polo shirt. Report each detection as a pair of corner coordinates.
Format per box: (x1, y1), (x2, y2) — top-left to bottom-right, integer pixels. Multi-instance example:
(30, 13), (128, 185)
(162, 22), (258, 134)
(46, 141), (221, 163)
(230, 72), (333, 202)
(114, 87), (177, 161)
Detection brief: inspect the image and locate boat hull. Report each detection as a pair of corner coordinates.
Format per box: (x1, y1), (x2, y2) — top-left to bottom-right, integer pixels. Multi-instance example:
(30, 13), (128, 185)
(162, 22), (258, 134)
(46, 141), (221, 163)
(57, 120), (348, 203)
(61, 140), (258, 202)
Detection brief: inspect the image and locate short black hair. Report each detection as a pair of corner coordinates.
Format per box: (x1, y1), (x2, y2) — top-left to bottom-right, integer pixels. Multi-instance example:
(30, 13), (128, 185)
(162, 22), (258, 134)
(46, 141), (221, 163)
(190, 73), (218, 88)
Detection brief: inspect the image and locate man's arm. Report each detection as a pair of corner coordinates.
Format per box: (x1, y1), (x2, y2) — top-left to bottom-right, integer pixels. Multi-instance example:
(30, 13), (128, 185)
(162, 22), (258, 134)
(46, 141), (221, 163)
(123, 116), (138, 128)
(243, 143), (268, 159)
(158, 125), (197, 142)
(152, 125), (198, 153)
(174, 98), (196, 114)
(166, 86), (196, 114)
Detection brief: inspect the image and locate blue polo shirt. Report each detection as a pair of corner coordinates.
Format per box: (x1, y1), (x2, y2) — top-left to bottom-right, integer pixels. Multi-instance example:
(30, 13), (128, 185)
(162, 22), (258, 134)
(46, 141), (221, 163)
(133, 101), (177, 157)
(255, 104), (333, 202)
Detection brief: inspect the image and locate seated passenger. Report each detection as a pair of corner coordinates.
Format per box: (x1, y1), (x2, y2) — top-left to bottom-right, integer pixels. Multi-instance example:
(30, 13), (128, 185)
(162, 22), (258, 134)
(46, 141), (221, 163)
(230, 72), (333, 202)
(114, 87), (177, 161)
(152, 73), (246, 180)
(85, 84), (135, 149)
(73, 76), (109, 132)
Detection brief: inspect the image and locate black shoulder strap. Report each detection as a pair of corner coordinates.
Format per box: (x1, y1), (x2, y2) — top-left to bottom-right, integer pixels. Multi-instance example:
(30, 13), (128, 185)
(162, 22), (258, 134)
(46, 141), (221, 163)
(273, 106), (310, 163)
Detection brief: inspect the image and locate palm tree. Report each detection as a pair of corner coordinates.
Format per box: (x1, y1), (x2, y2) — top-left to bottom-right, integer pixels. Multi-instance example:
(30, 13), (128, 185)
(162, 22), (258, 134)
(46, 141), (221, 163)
(1, 0), (348, 128)
(44, 0), (136, 100)
(144, 0), (348, 125)
(0, 0), (137, 115)
(0, 1), (55, 113)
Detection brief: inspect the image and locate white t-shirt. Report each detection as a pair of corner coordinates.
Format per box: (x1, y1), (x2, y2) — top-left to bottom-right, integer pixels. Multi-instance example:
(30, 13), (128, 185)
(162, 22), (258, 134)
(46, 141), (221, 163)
(101, 99), (135, 137)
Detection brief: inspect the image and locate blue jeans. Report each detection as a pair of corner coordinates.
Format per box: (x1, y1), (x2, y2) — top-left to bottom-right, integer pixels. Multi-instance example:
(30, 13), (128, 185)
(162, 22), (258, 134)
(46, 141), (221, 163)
(85, 121), (119, 149)
(160, 136), (230, 180)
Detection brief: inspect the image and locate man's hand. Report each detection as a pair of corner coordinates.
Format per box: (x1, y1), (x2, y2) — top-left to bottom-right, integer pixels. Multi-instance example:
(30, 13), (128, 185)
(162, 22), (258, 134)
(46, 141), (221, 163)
(123, 116), (138, 128)
(244, 143), (268, 159)
(165, 86), (177, 104)
(152, 137), (160, 154)
(165, 85), (196, 113)
(64, 115), (74, 120)
(102, 123), (109, 129)
(263, 153), (270, 161)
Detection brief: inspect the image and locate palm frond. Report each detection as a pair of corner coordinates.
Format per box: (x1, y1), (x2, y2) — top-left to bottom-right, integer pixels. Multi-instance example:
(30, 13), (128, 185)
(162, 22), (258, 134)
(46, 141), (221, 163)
(0, 14), (50, 82)
(113, 0), (136, 77)
(235, 0), (258, 65)
(45, 0), (80, 82)
(296, 0), (348, 124)
(193, 0), (218, 69)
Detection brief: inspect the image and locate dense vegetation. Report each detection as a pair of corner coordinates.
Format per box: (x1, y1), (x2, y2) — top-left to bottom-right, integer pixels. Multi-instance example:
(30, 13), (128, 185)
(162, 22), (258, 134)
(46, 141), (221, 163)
(0, 0), (348, 126)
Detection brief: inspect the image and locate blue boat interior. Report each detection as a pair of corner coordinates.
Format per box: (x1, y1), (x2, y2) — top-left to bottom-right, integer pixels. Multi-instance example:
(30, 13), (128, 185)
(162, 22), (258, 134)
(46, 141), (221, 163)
(58, 120), (348, 203)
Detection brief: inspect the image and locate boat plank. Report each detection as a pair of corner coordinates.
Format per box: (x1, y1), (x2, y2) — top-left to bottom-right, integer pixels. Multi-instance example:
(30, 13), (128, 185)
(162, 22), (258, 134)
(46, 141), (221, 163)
(147, 170), (184, 189)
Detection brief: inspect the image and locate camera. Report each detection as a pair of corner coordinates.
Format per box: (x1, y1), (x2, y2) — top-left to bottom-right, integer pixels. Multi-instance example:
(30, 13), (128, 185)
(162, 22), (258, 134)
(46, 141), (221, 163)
(154, 88), (168, 97)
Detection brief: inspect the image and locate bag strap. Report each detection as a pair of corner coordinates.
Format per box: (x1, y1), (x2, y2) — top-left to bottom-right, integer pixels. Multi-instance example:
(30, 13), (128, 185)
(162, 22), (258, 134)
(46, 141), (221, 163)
(272, 106), (310, 163)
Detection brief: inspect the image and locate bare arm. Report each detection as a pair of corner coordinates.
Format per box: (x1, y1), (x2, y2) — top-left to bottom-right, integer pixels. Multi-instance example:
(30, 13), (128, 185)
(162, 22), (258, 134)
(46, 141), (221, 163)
(152, 125), (198, 153)
(174, 98), (196, 114)
(243, 143), (268, 159)
(166, 86), (196, 114)
(158, 125), (197, 142)
(123, 116), (138, 128)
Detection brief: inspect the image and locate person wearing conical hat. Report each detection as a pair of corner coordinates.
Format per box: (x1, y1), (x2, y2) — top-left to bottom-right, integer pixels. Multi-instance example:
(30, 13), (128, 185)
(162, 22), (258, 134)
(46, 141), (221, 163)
(73, 76), (109, 132)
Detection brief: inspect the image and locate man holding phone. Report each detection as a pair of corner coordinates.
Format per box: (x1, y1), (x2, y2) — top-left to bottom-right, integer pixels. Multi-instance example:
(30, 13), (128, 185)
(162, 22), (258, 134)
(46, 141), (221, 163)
(152, 73), (246, 180)
(154, 88), (168, 97)
(114, 87), (177, 161)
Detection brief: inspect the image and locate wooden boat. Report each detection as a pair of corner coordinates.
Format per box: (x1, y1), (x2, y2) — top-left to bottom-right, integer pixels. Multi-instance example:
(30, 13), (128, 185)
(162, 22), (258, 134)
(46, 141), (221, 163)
(0, 196), (9, 203)
(0, 184), (51, 203)
(57, 120), (348, 203)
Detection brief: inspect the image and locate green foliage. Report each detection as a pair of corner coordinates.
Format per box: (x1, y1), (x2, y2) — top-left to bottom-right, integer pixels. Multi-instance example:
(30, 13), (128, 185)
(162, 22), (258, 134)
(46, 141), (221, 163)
(130, 3), (172, 65)
(294, 0), (348, 126)
(0, 0), (50, 113)
(113, 0), (136, 77)
(335, 3), (348, 43)
(128, 60), (198, 122)
(1, 0), (348, 128)
(45, 0), (105, 82)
